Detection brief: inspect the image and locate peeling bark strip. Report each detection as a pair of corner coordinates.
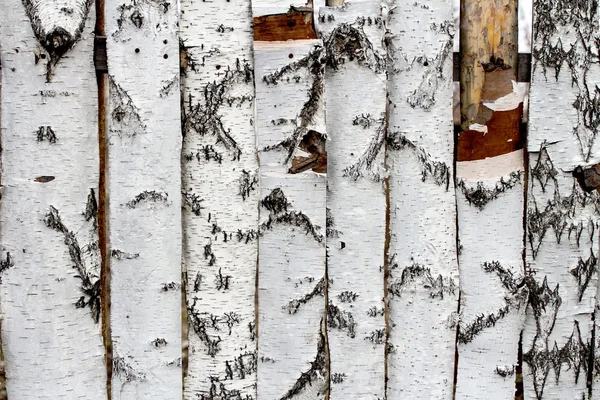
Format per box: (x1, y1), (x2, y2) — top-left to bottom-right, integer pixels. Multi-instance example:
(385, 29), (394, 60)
(317, 2), (386, 398)
(454, 1), (527, 397)
(105, 0), (182, 398)
(384, 0), (458, 398)
(0, 1), (107, 397)
(180, 0), (258, 397)
(254, 9), (327, 393)
(523, 1), (600, 398)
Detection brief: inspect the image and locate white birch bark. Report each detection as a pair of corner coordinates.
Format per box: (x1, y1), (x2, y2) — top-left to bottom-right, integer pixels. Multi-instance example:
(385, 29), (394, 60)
(385, 0), (458, 398)
(523, 1), (600, 398)
(454, 150), (528, 398)
(0, 1), (107, 398)
(316, 3), (386, 398)
(105, 1), (182, 398)
(253, 38), (328, 399)
(179, 0), (258, 398)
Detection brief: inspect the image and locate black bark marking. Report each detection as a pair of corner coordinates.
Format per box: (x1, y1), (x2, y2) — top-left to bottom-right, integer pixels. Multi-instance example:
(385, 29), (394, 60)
(343, 113), (386, 182)
(365, 328), (386, 345)
(337, 291), (359, 303)
(184, 145), (224, 164)
(109, 76), (146, 138)
(44, 198), (101, 323)
(331, 373), (346, 384)
(113, 355), (147, 382)
(528, 148), (600, 258)
(204, 243), (216, 266)
(151, 338), (168, 348)
(388, 255), (457, 300)
(22, 0), (90, 81)
(457, 261), (529, 344)
(182, 59), (253, 160)
(126, 190), (169, 208)
(188, 298), (242, 357)
(34, 176), (55, 183)
(193, 272), (203, 292)
(215, 267), (232, 291)
(111, 249), (140, 260)
(238, 169), (258, 201)
(280, 321), (327, 399)
(36, 126), (57, 143)
(231, 351), (257, 380)
(321, 16), (386, 74)
(161, 282), (180, 292)
(327, 303), (356, 338)
(182, 189), (205, 216)
(0, 253), (14, 283)
(457, 171), (523, 210)
(495, 365), (516, 378)
(570, 251), (597, 302)
(532, 0), (600, 160)
(388, 132), (451, 189)
(260, 188), (325, 243)
(326, 207), (341, 238)
(113, 1), (174, 42)
(160, 74), (179, 98)
(367, 306), (385, 317)
(284, 278), (326, 314)
(261, 45), (326, 164)
(200, 375), (255, 400)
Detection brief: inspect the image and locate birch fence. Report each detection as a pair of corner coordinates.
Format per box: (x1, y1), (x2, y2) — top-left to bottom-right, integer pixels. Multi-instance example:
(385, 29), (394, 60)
(0, 0), (599, 399)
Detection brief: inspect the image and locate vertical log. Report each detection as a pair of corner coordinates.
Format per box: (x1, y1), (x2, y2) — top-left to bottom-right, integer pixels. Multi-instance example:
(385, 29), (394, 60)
(179, 0), (258, 397)
(524, 1), (599, 399)
(317, 2), (387, 398)
(385, 0), (458, 398)
(454, 0), (528, 398)
(0, 1), (107, 398)
(252, 3), (328, 397)
(105, 0), (183, 398)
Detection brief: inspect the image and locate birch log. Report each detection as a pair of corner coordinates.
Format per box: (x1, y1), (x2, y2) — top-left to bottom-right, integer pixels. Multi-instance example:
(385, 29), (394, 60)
(454, 0), (529, 397)
(105, 1), (182, 398)
(179, 0), (258, 398)
(523, 1), (600, 398)
(317, 3), (386, 398)
(385, 0), (458, 398)
(0, 1), (107, 398)
(253, 7), (328, 394)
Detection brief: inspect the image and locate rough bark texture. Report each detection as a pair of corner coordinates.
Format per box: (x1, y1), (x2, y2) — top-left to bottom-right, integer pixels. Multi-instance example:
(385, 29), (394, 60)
(523, 1), (600, 398)
(317, 2), (386, 398)
(253, 34), (328, 398)
(455, 0), (527, 398)
(179, 0), (258, 398)
(0, 1), (107, 398)
(106, 0), (183, 398)
(385, 0), (458, 398)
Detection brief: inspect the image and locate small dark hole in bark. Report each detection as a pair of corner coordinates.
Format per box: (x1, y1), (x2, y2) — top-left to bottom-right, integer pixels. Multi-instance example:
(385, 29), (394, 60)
(289, 53), (294, 59)
(287, 19), (296, 27)
(135, 48), (140, 53)
(15, 48), (19, 53)
(340, 242), (345, 249)
(216, 64), (221, 70)
(163, 39), (168, 44)
(11, 68), (15, 72)
(164, 54), (168, 59)
(423, 60), (428, 66)
(40, 54), (46, 59)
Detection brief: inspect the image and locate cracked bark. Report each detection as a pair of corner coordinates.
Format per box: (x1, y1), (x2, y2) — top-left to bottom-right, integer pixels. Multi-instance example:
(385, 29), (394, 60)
(0, 0), (106, 397)
(385, 0), (459, 398)
(106, 0), (182, 398)
(523, 2), (600, 397)
(317, 2), (386, 398)
(253, 4), (327, 393)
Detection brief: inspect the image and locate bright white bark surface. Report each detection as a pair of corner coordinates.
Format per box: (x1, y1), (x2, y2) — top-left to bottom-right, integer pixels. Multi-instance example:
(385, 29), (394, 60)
(385, 0), (458, 398)
(0, 2), (107, 398)
(179, 0), (258, 398)
(253, 39), (327, 399)
(454, 151), (527, 398)
(523, 1), (600, 398)
(317, 2), (386, 398)
(106, 0), (182, 398)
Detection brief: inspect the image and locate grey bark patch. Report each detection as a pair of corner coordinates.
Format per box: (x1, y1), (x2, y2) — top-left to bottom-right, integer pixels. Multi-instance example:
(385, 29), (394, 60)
(125, 190), (169, 208)
(113, 355), (147, 382)
(109, 76), (147, 138)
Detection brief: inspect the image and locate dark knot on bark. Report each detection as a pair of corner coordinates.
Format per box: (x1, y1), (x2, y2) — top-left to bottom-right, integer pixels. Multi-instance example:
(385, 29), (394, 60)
(44, 27), (74, 58)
